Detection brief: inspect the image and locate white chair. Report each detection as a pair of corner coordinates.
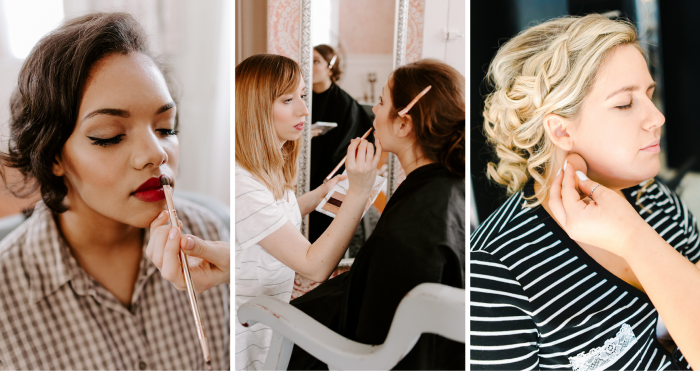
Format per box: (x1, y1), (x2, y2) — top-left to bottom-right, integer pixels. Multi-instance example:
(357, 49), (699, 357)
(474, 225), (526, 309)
(237, 282), (465, 370)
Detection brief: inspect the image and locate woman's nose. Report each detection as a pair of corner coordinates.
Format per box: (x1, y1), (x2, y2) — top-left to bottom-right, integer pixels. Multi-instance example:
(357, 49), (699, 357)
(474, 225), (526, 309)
(132, 131), (168, 169)
(298, 99), (309, 117)
(644, 99), (665, 131)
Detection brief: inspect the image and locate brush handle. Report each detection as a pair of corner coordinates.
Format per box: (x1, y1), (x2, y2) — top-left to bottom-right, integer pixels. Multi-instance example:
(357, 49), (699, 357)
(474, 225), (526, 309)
(324, 127), (374, 183)
(163, 185), (211, 366)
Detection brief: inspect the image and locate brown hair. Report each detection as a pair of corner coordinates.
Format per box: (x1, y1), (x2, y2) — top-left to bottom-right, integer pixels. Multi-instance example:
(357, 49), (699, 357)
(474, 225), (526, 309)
(0, 12), (177, 213)
(235, 54), (302, 199)
(314, 44), (342, 83)
(389, 59), (465, 176)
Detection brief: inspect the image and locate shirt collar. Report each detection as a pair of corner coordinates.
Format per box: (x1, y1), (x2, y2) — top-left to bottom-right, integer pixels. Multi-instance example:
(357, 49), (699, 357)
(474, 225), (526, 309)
(25, 202), (158, 305)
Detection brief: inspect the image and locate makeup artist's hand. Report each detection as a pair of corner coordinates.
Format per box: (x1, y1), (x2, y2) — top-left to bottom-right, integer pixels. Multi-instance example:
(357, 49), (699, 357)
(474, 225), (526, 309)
(147, 211), (230, 293)
(317, 174), (347, 196)
(346, 137), (382, 195)
(548, 157), (648, 258)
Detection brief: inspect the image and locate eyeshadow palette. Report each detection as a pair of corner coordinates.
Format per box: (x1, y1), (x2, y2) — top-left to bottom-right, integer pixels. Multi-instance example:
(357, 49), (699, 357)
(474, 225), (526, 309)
(315, 170), (386, 219)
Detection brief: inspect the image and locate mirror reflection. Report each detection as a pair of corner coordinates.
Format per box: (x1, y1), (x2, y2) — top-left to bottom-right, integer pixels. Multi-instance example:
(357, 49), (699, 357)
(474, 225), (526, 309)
(308, 0), (395, 254)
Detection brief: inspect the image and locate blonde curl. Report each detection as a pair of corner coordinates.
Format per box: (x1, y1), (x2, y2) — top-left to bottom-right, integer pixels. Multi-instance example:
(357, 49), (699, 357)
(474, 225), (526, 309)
(483, 14), (641, 206)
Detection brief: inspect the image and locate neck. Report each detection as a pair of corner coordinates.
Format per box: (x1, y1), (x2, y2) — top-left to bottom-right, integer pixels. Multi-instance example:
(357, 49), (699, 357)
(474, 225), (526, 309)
(313, 80), (332, 93)
(58, 205), (142, 256)
(537, 155), (628, 223)
(394, 145), (434, 177)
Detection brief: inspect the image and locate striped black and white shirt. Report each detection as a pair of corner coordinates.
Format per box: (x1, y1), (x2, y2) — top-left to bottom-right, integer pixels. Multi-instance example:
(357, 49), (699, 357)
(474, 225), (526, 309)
(235, 164), (302, 371)
(470, 179), (695, 370)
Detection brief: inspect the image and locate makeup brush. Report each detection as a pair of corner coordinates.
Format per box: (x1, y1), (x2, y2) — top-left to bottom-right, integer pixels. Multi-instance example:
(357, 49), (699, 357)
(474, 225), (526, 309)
(160, 175), (212, 370)
(324, 127), (374, 183)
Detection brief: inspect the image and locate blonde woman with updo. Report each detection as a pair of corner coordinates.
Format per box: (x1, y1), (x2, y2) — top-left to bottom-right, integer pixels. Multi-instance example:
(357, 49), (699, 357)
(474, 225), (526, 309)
(471, 15), (699, 369)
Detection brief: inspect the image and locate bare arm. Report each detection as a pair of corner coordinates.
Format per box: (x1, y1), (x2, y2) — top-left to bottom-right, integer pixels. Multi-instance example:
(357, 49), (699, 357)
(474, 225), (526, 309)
(622, 226), (700, 365)
(258, 187), (370, 282)
(297, 188), (324, 217)
(258, 138), (381, 282)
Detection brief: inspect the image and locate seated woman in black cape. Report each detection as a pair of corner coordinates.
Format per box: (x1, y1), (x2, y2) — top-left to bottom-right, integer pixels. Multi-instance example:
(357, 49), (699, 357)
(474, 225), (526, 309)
(288, 59), (466, 370)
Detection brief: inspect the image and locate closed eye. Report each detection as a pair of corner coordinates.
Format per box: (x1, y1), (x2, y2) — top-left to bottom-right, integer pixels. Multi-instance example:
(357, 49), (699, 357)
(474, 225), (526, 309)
(88, 129), (176, 147)
(616, 100), (633, 110)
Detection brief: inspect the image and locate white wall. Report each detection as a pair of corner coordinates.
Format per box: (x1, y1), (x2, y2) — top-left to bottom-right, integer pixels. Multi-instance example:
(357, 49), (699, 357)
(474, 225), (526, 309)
(420, 0), (465, 77)
(338, 54), (394, 104)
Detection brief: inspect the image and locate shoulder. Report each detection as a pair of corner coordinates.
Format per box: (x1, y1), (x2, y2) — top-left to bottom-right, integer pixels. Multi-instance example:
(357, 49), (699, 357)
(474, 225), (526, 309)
(174, 197), (229, 242)
(235, 164), (274, 198)
(0, 205), (54, 305)
(470, 191), (547, 256)
(628, 179), (700, 260)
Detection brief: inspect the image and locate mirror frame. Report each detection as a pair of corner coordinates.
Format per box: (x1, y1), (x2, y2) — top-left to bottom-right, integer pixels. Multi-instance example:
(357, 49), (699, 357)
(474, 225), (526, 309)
(296, 0), (409, 237)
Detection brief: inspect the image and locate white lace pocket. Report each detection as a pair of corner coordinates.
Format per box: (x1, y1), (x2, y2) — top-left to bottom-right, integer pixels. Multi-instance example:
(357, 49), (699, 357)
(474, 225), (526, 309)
(568, 324), (637, 371)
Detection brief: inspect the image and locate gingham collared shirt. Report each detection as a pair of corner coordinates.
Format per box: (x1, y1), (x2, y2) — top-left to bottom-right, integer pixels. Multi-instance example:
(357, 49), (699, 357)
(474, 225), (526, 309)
(0, 199), (230, 370)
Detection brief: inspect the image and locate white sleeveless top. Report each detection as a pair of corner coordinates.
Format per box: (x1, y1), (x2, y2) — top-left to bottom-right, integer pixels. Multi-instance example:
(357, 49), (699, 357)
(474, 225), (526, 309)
(234, 164), (301, 371)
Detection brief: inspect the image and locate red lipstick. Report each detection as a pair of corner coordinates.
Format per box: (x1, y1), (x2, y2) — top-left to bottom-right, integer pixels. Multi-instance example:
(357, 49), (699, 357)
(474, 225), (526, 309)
(295, 122), (304, 130)
(132, 177), (165, 202)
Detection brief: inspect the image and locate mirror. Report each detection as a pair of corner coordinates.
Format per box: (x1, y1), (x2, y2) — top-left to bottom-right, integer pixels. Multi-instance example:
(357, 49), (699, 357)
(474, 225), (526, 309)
(296, 0), (408, 253)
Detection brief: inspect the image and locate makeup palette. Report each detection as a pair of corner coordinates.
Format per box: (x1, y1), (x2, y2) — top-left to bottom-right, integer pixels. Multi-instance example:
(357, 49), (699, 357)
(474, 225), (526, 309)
(316, 170), (386, 218)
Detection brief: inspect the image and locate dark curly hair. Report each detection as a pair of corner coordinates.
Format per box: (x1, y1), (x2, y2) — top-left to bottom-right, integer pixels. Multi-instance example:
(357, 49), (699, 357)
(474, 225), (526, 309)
(0, 12), (178, 213)
(314, 44), (342, 83)
(389, 59), (465, 177)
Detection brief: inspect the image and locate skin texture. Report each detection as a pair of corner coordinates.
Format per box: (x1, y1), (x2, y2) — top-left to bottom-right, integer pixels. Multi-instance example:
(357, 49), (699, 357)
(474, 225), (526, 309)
(273, 77), (309, 146)
(312, 49), (333, 93)
(542, 44), (664, 194)
(54, 52), (178, 305)
(372, 78), (434, 176)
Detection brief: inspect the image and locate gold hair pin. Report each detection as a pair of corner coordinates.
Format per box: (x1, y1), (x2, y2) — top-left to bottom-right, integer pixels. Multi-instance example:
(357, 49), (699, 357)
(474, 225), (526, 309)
(398, 85), (432, 117)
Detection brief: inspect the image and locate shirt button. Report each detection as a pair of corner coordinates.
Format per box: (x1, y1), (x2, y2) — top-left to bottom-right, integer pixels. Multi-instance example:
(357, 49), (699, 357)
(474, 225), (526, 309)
(138, 361), (147, 370)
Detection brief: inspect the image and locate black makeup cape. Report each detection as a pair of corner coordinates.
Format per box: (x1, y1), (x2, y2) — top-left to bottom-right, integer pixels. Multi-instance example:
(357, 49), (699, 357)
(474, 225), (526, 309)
(288, 163), (466, 370)
(309, 83), (374, 243)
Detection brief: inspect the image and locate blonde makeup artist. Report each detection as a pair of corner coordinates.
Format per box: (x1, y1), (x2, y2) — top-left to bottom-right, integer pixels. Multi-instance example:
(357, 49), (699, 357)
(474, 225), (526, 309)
(234, 54), (381, 371)
(0, 13), (228, 369)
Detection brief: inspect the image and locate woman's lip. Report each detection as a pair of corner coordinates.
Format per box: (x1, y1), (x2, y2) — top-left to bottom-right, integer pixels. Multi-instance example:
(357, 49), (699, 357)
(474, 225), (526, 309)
(134, 177), (163, 193)
(133, 189), (165, 202)
(294, 123), (304, 130)
(640, 144), (660, 153)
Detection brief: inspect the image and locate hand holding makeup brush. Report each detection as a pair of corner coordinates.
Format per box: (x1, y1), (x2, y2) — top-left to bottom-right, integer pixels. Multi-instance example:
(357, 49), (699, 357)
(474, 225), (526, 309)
(345, 137), (382, 196)
(147, 211), (230, 293)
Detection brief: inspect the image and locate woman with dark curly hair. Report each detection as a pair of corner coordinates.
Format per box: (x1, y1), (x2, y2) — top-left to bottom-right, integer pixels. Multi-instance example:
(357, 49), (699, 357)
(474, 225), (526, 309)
(0, 12), (228, 369)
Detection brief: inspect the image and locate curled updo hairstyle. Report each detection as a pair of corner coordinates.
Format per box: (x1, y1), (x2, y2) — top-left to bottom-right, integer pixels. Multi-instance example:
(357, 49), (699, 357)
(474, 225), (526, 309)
(1, 12), (178, 213)
(314, 44), (342, 83)
(484, 14), (641, 205)
(389, 59), (465, 176)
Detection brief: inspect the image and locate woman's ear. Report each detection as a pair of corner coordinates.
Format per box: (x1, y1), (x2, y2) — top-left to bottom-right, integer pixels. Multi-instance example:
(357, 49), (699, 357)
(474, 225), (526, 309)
(543, 113), (575, 151)
(52, 155), (65, 177)
(395, 114), (414, 138)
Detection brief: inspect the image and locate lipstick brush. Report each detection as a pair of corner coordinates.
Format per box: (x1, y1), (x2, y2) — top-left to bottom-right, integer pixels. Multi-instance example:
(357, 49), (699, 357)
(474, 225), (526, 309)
(324, 127), (374, 183)
(160, 175), (212, 370)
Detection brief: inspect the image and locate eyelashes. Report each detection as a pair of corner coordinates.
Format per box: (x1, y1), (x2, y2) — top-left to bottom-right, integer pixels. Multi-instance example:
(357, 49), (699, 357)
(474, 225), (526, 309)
(616, 100), (633, 110)
(88, 129), (178, 147)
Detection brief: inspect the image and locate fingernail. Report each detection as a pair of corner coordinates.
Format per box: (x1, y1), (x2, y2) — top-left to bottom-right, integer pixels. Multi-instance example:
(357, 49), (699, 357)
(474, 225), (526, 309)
(185, 236), (194, 250)
(168, 227), (178, 240)
(556, 167), (561, 177)
(563, 159), (568, 171)
(159, 210), (166, 219)
(576, 171), (588, 181)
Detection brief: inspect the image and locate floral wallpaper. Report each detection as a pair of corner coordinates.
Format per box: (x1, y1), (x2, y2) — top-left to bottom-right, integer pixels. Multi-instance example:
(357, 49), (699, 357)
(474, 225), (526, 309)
(267, 0), (425, 62)
(267, 0), (301, 60)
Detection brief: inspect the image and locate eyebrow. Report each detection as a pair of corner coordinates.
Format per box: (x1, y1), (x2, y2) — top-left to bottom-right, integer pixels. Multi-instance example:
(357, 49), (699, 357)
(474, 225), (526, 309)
(606, 83), (656, 100)
(82, 102), (176, 123)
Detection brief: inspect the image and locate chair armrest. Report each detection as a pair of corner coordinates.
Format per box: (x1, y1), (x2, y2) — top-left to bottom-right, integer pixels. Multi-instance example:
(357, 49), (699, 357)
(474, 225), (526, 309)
(238, 296), (379, 370)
